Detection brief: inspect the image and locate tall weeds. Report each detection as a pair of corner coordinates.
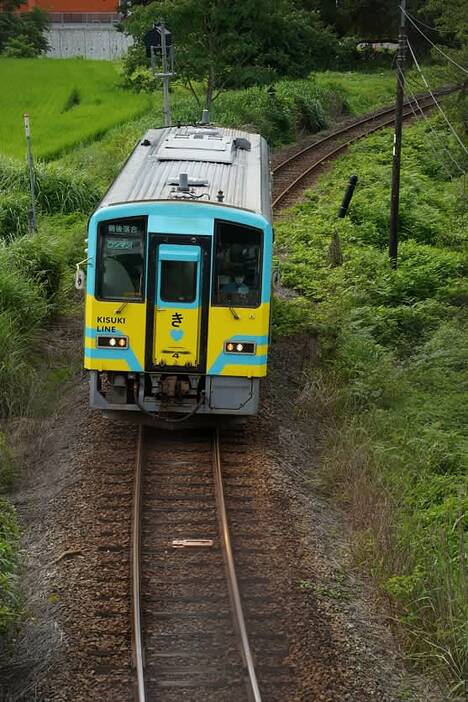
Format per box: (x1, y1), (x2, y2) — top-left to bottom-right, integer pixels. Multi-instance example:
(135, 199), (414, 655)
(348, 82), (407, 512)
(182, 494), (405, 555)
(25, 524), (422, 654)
(275, 116), (467, 693)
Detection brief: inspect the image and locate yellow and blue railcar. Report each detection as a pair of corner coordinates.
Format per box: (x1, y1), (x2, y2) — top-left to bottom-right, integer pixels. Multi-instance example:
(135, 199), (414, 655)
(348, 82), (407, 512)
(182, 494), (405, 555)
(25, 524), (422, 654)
(83, 123), (272, 422)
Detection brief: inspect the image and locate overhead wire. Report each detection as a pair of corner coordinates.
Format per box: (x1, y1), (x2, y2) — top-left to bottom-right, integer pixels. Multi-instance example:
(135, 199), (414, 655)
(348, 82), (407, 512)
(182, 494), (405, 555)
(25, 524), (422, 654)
(401, 6), (468, 76)
(406, 39), (468, 157)
(402, 12), (440, 33)
(399, 70), (465, 178)
(404, 72), (466, 170)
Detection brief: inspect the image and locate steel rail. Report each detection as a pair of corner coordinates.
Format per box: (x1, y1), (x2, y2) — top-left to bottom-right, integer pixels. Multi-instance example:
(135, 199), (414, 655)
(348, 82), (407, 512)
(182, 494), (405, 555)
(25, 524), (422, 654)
(272, 95), (442, 209)
(272, 86), (454, 175)
(131, 425), (146, 702)
(212, 428), (262, 702)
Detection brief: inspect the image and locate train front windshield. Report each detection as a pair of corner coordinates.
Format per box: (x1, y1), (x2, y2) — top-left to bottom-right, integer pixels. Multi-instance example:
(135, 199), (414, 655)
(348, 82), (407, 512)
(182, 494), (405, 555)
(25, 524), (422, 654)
(97, 219), (145, 301)
(213, 221), (262, 308)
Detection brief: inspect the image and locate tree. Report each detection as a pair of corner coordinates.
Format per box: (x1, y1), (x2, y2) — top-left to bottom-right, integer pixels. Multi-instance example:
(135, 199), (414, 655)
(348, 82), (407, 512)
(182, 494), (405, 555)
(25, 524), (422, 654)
(122, 0), (340, 109)
(0, 6), (50, 56)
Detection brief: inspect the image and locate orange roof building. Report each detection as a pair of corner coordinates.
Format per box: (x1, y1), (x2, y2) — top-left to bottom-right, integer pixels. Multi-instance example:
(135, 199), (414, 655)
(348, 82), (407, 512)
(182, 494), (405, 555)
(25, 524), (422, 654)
(21, 0), (117, 13)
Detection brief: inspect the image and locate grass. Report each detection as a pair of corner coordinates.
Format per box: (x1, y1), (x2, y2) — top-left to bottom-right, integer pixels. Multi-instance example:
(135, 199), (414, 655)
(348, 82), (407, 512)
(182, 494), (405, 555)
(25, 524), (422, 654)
(314, 70), (397, 114)
(274, 113), (467, 694)
(0, 58), (152, 160)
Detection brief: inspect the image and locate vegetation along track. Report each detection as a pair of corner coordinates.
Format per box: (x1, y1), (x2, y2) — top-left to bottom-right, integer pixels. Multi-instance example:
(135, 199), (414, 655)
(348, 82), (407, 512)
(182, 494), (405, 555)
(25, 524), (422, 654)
(272, 87), (455, 210)
(131, 426), (291, 701)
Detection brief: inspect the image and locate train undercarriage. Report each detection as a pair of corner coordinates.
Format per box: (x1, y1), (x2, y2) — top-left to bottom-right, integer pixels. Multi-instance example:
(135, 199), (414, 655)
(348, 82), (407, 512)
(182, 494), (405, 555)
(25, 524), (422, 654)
(90, 370), (259, 426)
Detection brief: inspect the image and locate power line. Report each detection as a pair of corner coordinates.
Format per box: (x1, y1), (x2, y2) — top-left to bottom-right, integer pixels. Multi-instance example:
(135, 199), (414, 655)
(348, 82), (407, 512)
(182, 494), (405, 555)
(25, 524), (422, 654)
(404, 11), (440, 34)
(407, 80), (466, 175)
(407, 39), (468, 157)
(400, 71), (465, 177)
(401, 6), (468, 76)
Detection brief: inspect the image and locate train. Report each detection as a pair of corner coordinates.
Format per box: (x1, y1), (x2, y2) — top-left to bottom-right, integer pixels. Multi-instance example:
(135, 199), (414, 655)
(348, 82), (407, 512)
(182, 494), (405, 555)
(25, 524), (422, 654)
(80, 120), (273, 425)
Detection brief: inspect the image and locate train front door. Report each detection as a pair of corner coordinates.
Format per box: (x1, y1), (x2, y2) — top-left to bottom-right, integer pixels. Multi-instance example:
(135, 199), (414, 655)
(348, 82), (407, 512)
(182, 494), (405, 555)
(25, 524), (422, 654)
(149, 237), (210, 373)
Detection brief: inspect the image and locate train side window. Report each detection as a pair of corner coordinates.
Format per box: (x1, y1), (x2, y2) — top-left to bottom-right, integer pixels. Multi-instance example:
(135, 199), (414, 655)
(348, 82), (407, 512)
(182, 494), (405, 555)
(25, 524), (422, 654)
(213, 221), (262, 308)
(97, 219), (145, 301)
(160, 260), (197, 303)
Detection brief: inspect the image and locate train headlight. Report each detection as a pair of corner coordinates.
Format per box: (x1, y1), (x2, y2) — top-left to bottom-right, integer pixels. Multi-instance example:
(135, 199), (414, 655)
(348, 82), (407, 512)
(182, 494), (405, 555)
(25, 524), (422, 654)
(97, 335), (129, 349)
(224, 341), (256, 355)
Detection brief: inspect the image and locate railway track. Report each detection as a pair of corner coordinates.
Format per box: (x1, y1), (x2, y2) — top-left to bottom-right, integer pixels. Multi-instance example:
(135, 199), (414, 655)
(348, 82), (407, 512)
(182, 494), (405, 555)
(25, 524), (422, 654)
(131, 426), (290, 701)
(272, 87), (455, 210)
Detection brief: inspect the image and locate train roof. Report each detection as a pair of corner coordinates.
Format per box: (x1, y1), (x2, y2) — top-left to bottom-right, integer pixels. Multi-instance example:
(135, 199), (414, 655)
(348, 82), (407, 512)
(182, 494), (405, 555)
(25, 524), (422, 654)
(98, 124), (272, 222)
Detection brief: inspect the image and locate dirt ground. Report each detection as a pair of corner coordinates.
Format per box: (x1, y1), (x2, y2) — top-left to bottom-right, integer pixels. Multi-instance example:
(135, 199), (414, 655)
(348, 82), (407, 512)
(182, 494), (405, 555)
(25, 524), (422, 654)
(0, 321), (447, 701)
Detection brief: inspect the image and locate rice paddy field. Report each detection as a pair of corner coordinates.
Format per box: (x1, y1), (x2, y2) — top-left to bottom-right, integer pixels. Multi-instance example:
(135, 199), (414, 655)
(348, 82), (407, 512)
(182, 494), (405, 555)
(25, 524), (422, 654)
(0, 58), (152, 160)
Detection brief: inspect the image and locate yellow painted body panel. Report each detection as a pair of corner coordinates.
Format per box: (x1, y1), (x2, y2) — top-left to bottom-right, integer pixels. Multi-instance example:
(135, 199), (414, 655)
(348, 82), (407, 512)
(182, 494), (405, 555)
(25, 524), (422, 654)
(84, 295), (147, 372)
(206, 303), (270, 377)
(153, 306), (201, 368)
(84, 295), (270, 376)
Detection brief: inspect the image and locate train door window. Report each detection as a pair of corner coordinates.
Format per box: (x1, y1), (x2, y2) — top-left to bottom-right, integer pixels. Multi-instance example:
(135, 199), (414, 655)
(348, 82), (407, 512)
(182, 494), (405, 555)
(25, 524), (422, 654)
(212, 221), (262, 308)
(97, 219), (145, 301)
(160, 260), (197, 303)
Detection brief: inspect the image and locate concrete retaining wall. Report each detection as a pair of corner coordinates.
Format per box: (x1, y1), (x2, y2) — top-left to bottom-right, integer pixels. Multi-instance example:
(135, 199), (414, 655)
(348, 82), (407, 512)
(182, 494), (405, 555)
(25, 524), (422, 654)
(47, 24), (133, 60)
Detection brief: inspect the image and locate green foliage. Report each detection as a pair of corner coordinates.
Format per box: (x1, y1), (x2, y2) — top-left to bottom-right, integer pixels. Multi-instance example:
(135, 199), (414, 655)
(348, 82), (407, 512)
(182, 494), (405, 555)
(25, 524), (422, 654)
(271, 296), (317, 336)
(276, 114), (467, 686)
(0, 155), (101, 223)
(122, 0), (341, 107)
(62, 88), (80, 112)
(0, 433), (14, 489)
(0, 58), (151, 160)
(7, 235), (63, 302)
(3, 35), (37, 58)
(0, 191), (30, 240)
(0, 498), (19, 633)
(33, 162), (101, 215)
(121, 44), (159, 93)
(0, 7), (49, 57)
(0, 255), (48, 332)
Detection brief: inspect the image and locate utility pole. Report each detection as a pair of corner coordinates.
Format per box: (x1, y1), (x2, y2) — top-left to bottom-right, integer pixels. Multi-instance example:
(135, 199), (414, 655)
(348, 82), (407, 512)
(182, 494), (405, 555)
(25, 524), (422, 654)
(389, 0), (407, 269)
(23, 113), (37, 232)
(144, 21), (176, 127)
(159, 20), (171, 127)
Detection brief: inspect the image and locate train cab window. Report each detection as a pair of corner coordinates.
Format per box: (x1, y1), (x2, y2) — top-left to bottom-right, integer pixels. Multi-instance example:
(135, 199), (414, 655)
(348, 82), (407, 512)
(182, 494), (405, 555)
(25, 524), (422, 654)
(213, 221), (262, 308)
(97, 219), (145, 301)
(160, 260), (197, 303)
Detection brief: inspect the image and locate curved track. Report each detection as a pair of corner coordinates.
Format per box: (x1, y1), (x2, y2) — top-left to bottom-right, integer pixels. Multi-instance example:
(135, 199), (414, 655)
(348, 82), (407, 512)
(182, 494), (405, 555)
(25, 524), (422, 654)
(130, 427), (288, 701)
(272, 87), (454, 210)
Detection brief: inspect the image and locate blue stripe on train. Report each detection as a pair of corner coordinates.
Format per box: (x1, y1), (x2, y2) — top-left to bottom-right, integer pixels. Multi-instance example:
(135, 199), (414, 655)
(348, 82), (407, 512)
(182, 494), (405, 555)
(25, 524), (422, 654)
(208, 335), (269, 374)
(85, 327), (143, 372)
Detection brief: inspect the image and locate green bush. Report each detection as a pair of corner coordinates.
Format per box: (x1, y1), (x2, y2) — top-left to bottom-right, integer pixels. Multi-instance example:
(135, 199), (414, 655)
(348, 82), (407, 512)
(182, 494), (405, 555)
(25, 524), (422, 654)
(0, 8), (49, 57)
(34, 162), (101, 214)
(0, 432), (15, 490)
(0, 155), (101, 216)
(0, 497), (19, 633)
(0, 192), (30, 239)
(0, 262), (48, 332)
(7, 234), (63, 302)
(2, 35), (37, 58)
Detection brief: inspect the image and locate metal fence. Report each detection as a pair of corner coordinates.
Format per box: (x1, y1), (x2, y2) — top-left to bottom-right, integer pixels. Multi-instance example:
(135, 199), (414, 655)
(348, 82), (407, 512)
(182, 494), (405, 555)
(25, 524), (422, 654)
(49, 12), (120, 25)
